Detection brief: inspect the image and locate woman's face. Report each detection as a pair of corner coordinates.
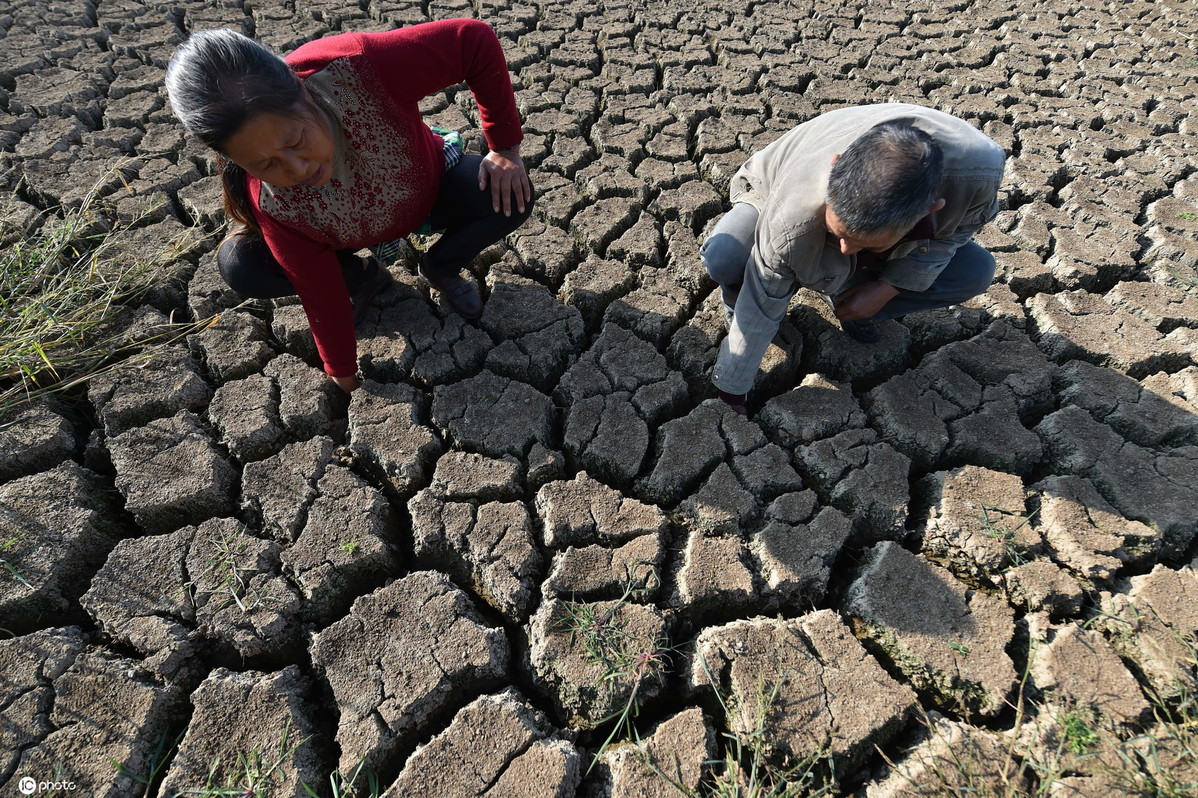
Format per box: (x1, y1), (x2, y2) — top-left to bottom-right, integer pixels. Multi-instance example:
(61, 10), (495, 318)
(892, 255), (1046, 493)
(222, 101), (335, 188)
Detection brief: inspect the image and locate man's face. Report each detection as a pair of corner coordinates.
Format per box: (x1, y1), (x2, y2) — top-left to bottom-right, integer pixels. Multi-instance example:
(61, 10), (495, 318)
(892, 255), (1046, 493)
(823, 206), (904, 256)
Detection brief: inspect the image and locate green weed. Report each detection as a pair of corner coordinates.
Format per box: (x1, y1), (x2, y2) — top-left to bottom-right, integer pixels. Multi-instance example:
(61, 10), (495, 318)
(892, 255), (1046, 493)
(1, 533), (32, 589)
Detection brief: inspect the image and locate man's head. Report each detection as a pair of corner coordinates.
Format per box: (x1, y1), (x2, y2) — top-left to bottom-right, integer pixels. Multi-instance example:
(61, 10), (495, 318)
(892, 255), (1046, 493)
(825, 121), (944, 250)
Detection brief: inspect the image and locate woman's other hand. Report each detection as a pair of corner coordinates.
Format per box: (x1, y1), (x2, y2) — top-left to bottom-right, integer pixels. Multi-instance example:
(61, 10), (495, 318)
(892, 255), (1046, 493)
(479, 148), (530, 216)
(331, 374), (362, 393)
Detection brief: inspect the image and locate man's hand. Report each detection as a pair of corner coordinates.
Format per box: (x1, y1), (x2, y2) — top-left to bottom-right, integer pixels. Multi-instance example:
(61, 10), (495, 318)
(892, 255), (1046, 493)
(479, 149), (531, 216)
(331, 374), (361, 394)
(833, 279), (900, 321)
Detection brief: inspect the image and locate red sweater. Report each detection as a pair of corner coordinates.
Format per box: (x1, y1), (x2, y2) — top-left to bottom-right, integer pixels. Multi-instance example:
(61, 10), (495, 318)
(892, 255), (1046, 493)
(248, 19), (523, 378)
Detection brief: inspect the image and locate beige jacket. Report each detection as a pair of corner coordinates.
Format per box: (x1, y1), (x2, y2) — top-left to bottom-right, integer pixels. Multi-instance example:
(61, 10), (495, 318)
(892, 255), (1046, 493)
(729, 103), (1006, 294)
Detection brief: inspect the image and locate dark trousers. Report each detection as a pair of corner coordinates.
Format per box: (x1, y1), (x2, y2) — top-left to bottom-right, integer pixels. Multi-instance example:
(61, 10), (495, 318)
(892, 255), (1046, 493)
(217, 154), (535, 298)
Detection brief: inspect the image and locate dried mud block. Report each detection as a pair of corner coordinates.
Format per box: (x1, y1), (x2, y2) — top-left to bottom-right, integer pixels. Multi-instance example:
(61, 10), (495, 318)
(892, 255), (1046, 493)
(1036, 407), (1198, 557)
(0, 627), (85, 781)
(351, 380), (442, 495)
(1028, 290), (1191, 379)
(558, 324), (688, 426)
(760, 373), (867, 447)
(0, 397), (74, 482)
(571, 195), (640, 254)
(676, 463), (757, 536)
(865, 324), (1051, 472)
(590, 707), (715, 798)
(409, 493), (542, 622)
(670, 531), (758, 621)
(562, 393), (649, 486)
(282, 466), (400, 624)
(752, 504), (852, 610)
(311, 572), (509, 775)
(577, 154), (649, 203)
(269, 303), (319, 364)
(108, 411), (235, 534)
(796, 428), (911, 542)
(603, 266), (692, 347)
(666, 290), (725, 381)
(511, 221), (580, 285)
(242, 436), (337, 542)
(542, 533), (664, 601)
(431, 371), (552, 459)
(83, 518), (304, 663)
(649, 179), (723, 231)
(637, 400), (747, 507)
(528, 597), (668, 728)
(561, 255), (638, 326)
(1030, 624), (1150, 729)
(88, 345), (211, 437)
(1056, 360), (1198, 450)
(480, 279), (585, 392)
(177, 174), (224, 228)
(846, 542), (1017, 718)
(689, 612), (916, 773)
(536, 472), (667, 549)
(262, 353), (340, 440)
(1004, 559), (1084, 616)
(994, 250), (1054, 298)
(428, 450), (523, 502)
(899, 304), (988, 353)
(158, 667), (322, 797)
(732, 442), (805, 499)
(865, 714), (1028, 797)
(1141, 365), (1198, 421)
(1095, 566), (1198, 701)
(384, 689), (581, 798)
(12, 647), (188, 798)
(792, 296), (910, 383)
(0, 463), (117, 632)
(1106, 280), (1198, 333)
(209, 373), (284, 463)
(1045, 225), (1138, 291)
(607, 212), (664, 269)
(1032, 475), (1161, 584)
(189, 307), (275, 383)
(919, 465), (1038, 583)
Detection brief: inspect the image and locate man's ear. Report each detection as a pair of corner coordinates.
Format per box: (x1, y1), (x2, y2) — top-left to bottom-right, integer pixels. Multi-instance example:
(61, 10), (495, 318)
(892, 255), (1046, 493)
(830, 153), (840, 165)
(930, 198), (947, 213)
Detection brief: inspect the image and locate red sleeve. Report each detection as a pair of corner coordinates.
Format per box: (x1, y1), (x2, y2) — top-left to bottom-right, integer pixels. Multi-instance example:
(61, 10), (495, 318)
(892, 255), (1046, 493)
(323, 19), (524, 152)
(250, 184), (358, 379)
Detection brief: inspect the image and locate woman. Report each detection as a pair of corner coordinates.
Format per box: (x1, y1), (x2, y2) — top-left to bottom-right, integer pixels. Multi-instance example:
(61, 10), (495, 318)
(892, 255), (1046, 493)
(165, 19), (533, 392)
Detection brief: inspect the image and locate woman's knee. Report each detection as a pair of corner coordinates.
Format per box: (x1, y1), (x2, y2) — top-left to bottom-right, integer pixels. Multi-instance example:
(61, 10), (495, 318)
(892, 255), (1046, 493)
(216, 232), (293, 298)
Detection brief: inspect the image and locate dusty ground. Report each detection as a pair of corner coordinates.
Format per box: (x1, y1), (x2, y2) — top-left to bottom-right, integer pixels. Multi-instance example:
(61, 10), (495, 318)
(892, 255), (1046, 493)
(2, 0), (1198, 795)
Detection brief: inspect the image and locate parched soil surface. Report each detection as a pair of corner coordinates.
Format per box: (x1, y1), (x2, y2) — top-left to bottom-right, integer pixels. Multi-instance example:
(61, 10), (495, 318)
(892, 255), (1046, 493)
(2, 0), (1198, 795)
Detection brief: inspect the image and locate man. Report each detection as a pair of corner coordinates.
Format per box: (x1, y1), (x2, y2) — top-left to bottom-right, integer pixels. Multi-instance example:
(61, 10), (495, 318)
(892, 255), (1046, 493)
(702, 103), (1006, 413)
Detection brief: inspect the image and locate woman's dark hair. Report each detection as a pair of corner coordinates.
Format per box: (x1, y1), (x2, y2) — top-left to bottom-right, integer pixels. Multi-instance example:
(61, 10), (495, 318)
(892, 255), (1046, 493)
(826, 121), (943, 237)
(165, 29), (303, 233)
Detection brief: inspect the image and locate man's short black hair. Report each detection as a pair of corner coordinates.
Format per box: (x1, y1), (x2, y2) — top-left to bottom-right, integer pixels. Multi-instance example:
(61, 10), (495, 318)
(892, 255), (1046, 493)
(826, 121), (944, 236)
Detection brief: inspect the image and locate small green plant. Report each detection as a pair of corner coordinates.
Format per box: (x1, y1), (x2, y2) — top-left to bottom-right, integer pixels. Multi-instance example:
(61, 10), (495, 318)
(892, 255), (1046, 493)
(185, 528), (270, 613)
(301, 758), (380, 798)
(112, 730), (184, 791)
(1, 533), (32, 589)
(974, 504), (1040, 569)
(340, 540), (360, 557)
(1179, 211), (1197, 221)
(182, 722), (304, 797)
(1058, 709), (1099, 756)
(948, 641), (971, 658)
(556, 563), (670, 771)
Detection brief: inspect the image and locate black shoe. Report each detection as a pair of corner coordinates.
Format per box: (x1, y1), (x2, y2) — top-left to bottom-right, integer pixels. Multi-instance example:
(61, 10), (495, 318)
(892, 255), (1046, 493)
(418, 260), (483, 320)
(350, 257), (394, 325)
(841, 317), (881, 343)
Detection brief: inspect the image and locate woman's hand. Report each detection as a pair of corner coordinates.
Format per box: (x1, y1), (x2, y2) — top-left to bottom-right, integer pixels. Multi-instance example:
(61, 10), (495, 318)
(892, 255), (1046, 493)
(331, 374), (362, 393)
(478, 148), (531, 217)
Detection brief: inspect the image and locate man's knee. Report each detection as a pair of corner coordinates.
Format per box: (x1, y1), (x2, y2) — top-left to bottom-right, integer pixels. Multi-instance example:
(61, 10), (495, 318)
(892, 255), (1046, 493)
(700, 232), (750, 286)
(961, 244), (997, 298)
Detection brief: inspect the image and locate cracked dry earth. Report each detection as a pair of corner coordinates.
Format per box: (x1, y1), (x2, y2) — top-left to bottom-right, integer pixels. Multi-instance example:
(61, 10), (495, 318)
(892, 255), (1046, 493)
(2, 0), (1198, 795)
